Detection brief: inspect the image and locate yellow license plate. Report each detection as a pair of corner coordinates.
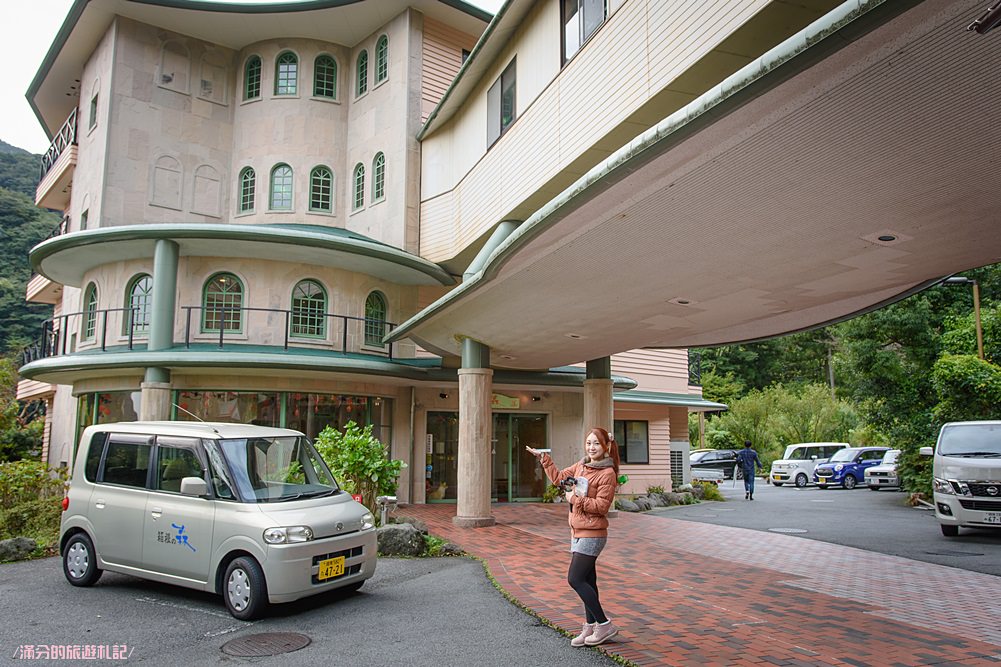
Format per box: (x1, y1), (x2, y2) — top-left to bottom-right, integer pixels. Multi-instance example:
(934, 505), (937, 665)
(318, 556), (345, 580)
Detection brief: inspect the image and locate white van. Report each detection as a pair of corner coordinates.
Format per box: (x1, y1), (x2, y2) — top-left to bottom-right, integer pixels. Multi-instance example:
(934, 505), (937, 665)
(921, 421), (1001, 537)
(59, 422), (378, 619)
(769, 442), (847, 488)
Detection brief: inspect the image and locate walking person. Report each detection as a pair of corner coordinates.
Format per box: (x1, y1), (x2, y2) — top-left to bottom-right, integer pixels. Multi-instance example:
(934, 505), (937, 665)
(736, 440), (764, 499)
(526, 427), (620, 647)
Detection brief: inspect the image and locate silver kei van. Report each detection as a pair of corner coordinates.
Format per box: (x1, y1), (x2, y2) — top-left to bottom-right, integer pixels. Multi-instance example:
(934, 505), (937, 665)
(59, 422), (377, 619)
(922, 421), (1001, 537)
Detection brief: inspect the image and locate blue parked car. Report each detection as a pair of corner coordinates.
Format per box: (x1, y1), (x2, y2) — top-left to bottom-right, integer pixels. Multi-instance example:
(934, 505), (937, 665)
(813, 447), (889, 489)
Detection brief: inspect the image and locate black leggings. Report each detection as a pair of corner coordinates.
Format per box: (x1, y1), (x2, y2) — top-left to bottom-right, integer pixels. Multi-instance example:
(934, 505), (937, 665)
(567, 553), (607, 624)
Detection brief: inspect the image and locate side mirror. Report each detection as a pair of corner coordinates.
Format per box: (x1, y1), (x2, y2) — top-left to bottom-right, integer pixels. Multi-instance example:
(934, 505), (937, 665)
(919, 446), (934, 457)
(180, 477), (209, 497)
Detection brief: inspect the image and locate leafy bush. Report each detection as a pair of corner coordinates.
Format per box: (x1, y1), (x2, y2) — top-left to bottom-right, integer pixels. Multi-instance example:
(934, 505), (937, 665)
(313, 421), (406, 515)
(0, 459), (66, 509)
(0, 497), (62, 547)
(931, 354), (1001, 423)
(541, 482), (562, 503)
(646, 485), (665, 495)
(693, 481), (724, 502)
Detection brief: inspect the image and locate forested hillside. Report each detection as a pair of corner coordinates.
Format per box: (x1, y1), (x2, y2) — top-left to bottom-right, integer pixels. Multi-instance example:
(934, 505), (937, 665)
(0, 140), (59, 351)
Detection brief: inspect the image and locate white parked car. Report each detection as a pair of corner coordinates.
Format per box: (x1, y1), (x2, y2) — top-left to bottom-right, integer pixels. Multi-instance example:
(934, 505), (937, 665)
(865, 449), (901, 490)
(769, 442), (847, 488)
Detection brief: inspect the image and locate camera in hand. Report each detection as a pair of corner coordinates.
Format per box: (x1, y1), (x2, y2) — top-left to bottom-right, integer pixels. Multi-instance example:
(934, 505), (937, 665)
(561, 477), (577, 492)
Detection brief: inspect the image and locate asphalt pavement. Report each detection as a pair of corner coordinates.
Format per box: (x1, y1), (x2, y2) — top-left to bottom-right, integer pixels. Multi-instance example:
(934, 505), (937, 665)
(0, 556), (617, 666)
(651, 476), (1001, 576)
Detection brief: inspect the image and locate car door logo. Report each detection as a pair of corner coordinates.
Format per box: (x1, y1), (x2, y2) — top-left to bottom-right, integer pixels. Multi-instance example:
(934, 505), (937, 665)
(157, 523), (197, 552)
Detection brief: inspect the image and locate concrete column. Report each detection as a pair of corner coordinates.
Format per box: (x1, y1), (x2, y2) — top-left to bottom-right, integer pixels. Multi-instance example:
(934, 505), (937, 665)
(140, 381), (172, 421)
(454, 339), (495, 528)
(143, 239), (179, 417)
(583, 357), (614, 435)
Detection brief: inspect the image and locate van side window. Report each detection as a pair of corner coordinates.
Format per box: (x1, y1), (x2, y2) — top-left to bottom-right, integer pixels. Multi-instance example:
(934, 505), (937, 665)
(84, 432), (109, 481)
(154, 437), (205, 493)
(804, 447), (821, 459)
(100, 435), (152, 488)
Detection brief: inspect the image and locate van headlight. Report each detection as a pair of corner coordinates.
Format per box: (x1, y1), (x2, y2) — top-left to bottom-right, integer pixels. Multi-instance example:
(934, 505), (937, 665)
(263, 526), (314, 544)
(361, 512), (375, 530)
(932, 478), (955, 495)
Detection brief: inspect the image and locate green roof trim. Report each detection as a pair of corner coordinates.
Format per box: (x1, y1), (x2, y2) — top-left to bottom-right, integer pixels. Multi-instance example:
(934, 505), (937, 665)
(614, 390), (726, 411)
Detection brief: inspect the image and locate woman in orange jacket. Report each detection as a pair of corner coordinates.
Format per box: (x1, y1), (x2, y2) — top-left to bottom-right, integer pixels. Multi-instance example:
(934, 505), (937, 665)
(526, 426), (620, 647)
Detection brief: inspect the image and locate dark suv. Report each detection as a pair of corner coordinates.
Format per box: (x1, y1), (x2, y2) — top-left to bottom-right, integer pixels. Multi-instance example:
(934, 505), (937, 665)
(690, 449), (741, 480)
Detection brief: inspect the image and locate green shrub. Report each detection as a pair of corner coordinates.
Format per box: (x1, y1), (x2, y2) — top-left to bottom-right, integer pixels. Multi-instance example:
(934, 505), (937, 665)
(541, 482), (562, 503)
(0, 497), (62, 546)
(694, 481), (724, 502)
(0, 459), (66, 510)
(313, 421), (406, 516)
(646, 485), (665, 495)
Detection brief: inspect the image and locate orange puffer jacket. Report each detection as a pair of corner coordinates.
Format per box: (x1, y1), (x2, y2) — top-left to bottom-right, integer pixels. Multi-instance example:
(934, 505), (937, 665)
(541, 454), (617, 538)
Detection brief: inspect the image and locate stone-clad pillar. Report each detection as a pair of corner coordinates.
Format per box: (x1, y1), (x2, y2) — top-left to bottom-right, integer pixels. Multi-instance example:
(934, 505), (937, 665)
(140, 239), (179, 421)
(454, 339), (495, 528)
(583, 357), (613, 436)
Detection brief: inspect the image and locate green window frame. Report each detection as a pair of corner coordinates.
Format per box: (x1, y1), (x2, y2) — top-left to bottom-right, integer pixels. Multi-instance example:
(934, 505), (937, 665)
(275, 51), (298, 96)
(239, 167), (255, 213)
(356, 50), (368, 97)
(88, 93), (98, 130)
(313, 55), (337, 98)
(364, 291), (387, 347)
(124, 274), (152, 336)
(201, 272), (244, 333)
(372, 153), (385, 202)
(291, 280), (327, 338)
(352, 163), (365, 210)
(613, 420), (650, 464)
(82, 282), (98, 341)
(309, 166), (333, 213)
(244, 55), (262, 100)
(270, 164), (293, 210)
(375, 35), (388, 84)
(80, 209), (89, 230)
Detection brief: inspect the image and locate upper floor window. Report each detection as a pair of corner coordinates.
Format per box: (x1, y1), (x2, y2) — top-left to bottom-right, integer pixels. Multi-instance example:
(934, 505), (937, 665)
(244, 56), (262, 100)
(239, 167), (256, 213)
(375, 35), (389, 84)
(275, 51), (298, 96)
(314, 55), (337, 98)
(202, 272), (243, 333)
(562, 0), (608, 62)
(309, 166), (333, 213)
(124, 274), (153, 336)
(352, 163), (365, 210)
(88, 93), (98, 130)
(356, 50), (368, 97)
(291, 279), (327, 338)
(270, 164), (293, 210)
(364, 291), (387, 347)
(487, 58), (516, 147)
(372, 152), (385, 202)
(82, 282), (98, 341)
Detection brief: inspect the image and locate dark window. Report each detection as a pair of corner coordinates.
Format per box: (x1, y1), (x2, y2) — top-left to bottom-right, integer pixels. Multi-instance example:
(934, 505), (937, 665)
(88, 93), (98, 130)
(613, 420), (649, 464)
(356, 50), (368, 96)
(100, 436), (152, 488)
(487, 58), (516, 147)
(461, 49), (471, 64)
(244, 56), (262, 100)
(124, 274), (153, 335)
(375, 35), (389, 83)
(562, 0), (608, 62)
(239, 167), (256, 213)
(154, 439), (205, 493)
(314, 55), (337, 98)
(364, 291), (387, 347)
(201, 272), (244, 332)
(84, 432), (109, 482)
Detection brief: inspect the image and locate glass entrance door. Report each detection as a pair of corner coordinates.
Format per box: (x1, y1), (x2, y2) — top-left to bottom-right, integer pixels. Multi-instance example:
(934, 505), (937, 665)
(492, 413), (548, 501)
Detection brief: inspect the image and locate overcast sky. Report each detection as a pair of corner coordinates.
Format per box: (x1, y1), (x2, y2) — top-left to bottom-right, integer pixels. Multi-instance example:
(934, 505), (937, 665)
(1, 0), (503, 154)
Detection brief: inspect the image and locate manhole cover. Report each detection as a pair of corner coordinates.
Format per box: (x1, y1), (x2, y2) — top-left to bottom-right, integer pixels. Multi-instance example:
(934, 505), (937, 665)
(768, 528), (808, 534)
(924, 550), (985, 557)
(221, 633), (311, 657)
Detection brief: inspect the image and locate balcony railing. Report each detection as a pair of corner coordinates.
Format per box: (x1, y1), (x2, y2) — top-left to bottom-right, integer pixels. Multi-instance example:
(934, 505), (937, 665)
(40, 108), (78, 182)
(688, 350), (702, 387)
(21, 305), (400, 367)
(47, 215), (69, 240)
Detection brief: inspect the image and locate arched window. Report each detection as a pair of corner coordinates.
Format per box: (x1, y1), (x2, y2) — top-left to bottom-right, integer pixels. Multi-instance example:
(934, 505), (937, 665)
(201, 273), (243, 333)
(244, 55), (262, 100)
(291, 280), (327, 338)
(372, 152), (385, 202)
(352, 163), (365, 210)
(275, 51), (298, 96)
(239, 167), (256, 213)
(356, 50), (368, 97)
(309, 166), (333, 213)
(364, 291), (387, 347)
(82, 282), (99, 341)
(313, 55), (337, 98)
(270, 164), (293, 210)
(375, 35), (389, 84)
(124, 274), (153, 335)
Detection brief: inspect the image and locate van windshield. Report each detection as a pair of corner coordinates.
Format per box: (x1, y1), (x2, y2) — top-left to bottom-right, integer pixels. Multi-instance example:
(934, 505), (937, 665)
(213, 436), (340, 502)
(939, 424), (1001, 457)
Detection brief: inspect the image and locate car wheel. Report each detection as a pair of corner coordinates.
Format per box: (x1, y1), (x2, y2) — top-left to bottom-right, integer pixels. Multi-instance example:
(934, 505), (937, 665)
(817, 484), (827, 489)
(940, 524), (959, 537)
(843, 475), (857, 490)
(772, 481), (783, 487)
(63, 533), (102, 587)
(795, 474), (809, 488)
(224, 557), (269, 620)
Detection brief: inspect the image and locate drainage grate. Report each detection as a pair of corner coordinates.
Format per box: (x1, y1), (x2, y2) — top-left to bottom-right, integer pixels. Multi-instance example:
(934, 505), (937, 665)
(924, 550), (984, 557)
(221, 632), (311, 657)
(768, 528), (808, 534)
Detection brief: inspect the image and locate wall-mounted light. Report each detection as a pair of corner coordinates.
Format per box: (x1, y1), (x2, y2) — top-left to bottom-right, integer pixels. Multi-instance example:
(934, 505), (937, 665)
(531, 396), (542, 402)
(439, 393), (449, 399)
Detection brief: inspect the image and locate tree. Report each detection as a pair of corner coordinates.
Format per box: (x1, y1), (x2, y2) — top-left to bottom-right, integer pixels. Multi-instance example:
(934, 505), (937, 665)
(313, 421), (406, 516)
